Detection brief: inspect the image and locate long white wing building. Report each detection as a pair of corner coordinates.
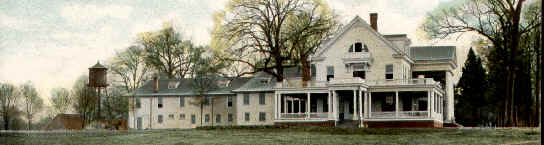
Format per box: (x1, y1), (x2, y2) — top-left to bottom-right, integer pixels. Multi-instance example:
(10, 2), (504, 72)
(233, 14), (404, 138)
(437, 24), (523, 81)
(128, 14), (457, 129)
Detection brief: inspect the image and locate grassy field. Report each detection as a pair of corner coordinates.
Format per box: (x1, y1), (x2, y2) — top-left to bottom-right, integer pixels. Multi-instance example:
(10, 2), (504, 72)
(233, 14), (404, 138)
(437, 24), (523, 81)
(0, 127), (540, 145)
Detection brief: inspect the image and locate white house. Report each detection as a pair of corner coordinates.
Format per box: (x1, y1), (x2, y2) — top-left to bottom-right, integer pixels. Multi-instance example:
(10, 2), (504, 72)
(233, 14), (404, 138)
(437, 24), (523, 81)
(128, 13), (457, 129)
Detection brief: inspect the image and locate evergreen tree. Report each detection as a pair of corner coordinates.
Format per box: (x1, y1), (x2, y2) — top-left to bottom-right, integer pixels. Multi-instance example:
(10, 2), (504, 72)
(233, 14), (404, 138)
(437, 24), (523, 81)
(455, 48), (488, 126)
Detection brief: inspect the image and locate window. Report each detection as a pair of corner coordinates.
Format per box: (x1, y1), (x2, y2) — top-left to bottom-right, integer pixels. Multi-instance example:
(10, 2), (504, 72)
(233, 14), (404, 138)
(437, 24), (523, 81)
(259, 112), (266, 121)
(310, 64), (316, 78)
(180, 96), (185, 107)
(168, 114), (174, 120)
(179, 114), (185, 120)
(227, 96), (233, 107)
(353, 71), (366, 79)
(349, 42), (368, 52)
(385, 64), (393, 79)
(244, 112), (250, 121)
(216, 114), (221, 123)
(135, 97), (141, 108)
(191, 114), (196, 124)
(386, 95), (394, 105)
(352, 63), (367, 79)
(205, 114), (210, 122)
(158, 97), (163, 108)
(259, 93), (266, 105)
(158, 115), (163, 123)
(168, 81), (179, 89)
(243, 94), (250, 105)
(354, 42), (362, 52)
(326, 66), (334, 81)
(228, 113), (233, 122)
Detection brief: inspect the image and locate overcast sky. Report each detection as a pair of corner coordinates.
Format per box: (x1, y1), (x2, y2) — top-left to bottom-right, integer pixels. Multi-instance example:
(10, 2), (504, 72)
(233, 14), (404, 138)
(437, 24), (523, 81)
(1, 0), (466, 105)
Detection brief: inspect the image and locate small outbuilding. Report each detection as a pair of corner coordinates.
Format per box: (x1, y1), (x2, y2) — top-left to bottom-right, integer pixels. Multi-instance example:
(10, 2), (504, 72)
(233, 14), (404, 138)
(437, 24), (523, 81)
(44, 114), (84, 130)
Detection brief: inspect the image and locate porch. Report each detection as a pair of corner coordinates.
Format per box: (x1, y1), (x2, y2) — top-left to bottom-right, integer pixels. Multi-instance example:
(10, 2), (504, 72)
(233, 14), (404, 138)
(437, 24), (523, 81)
(273, 78), (445, 127)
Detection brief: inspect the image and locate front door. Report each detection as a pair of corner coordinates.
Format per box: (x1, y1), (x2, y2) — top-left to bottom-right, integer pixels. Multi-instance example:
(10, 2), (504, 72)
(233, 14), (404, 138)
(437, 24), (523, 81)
(338, 96), (344, 122)
(136, 117), (142, 130)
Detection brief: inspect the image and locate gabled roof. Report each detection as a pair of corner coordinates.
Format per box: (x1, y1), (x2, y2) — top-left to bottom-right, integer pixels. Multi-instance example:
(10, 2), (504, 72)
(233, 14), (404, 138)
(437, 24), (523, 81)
(314, 15), (406, 58)
(410, 46), (456, 61)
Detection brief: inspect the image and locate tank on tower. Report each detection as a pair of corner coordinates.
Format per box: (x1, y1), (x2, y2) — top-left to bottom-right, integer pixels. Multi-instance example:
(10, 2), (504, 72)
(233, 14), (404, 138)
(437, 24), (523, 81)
(88, 61), (108, 87)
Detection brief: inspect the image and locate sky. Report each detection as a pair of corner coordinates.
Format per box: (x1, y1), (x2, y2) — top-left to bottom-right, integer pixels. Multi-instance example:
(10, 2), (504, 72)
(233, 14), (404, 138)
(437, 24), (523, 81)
(0, 0), (466, 106)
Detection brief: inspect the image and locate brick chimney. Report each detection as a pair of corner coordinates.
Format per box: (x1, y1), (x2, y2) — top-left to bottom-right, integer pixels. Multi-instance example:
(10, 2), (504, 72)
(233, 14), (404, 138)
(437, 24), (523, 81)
(370, 13), (378, 32)
(153, 75), (159, 93)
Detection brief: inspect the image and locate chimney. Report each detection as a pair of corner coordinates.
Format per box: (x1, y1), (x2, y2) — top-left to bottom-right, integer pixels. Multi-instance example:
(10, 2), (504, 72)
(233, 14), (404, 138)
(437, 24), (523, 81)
(153, 75), (159, 93)
(370, 13), (378, 32)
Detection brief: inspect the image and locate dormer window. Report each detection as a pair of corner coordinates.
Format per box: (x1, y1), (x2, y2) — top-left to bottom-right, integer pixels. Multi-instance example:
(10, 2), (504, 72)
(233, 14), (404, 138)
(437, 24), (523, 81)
(349, 42), (368, 52)
(217, 80), (231, 88)
(260, 78), (270, 84)
(168, 81), (180, 89)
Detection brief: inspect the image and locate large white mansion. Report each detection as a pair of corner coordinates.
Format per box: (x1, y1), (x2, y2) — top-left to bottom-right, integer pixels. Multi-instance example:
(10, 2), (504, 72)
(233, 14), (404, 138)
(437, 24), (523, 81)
(128, 13), (457, 129)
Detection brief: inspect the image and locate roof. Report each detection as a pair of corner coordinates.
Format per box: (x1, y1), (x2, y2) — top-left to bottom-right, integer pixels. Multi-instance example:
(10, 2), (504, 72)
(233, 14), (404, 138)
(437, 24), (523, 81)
(133, 76), (252, 96)
(232, 72), (276, 92)
(90, 61), (106, 69)
(410, 46), (456, 61)
(383, 34), (407, 38)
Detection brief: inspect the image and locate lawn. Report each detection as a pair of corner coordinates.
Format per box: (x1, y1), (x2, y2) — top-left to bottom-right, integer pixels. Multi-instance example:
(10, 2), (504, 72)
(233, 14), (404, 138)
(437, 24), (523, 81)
(0, 127), (540, 145)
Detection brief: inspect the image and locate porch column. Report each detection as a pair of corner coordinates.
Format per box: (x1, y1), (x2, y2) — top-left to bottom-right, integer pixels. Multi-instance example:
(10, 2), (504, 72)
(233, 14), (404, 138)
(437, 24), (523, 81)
(359, 89), (363, 119)
(274, 92), (278, 119)
(298, 99), (301, 113)
(307, 92), (311, 119)
(364, 91), (368, 118)
(333, 91), (337, 120)
(353, 89), (357, 120)
(427, 90), (431, 118)
(291, 98), (294, 113)
(395, 91), (399, 118)
(328, 91), (332, 120)
(284, 95), (287, 113)
(368, 92), (372, 118)
(431, 91), (435, 118)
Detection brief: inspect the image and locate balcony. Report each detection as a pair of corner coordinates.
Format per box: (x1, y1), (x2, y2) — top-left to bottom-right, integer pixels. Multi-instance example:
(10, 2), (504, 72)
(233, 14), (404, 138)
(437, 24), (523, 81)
(276, 79), (327, 88)
(342, 52), (371, 64)
(328, 78), (365, 85)
(366, 78), (441, 88)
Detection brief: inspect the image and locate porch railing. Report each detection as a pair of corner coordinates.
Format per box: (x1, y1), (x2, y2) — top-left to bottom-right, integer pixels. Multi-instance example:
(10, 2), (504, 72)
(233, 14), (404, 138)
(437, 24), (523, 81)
(280, 113), (307, 119)
(279, 112), (329, 120)
(398, 111), (428, 118)
(309, 113), (329, 119)
(366, 78), (441, 88)
(277, 79), (328, 88)
(370, 112), (396, 118)
(371, 111), (429, 119)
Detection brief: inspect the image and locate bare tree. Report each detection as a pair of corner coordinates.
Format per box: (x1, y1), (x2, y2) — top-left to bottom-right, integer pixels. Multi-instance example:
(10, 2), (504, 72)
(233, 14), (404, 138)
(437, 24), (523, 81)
(110, 45), (150, 93)
(284, 1), (338, 84)
(50, 87), (72, 115)
(0, 82), (20, 130)
(72, 75), (97, 128)
(138, 23), (193, 79)
(189, 46), (225, 126)
(101, 86), (128, 120)
(421, 0), (540, 126)
(215, 0), (314, 82)
(20, 81), (43, 130)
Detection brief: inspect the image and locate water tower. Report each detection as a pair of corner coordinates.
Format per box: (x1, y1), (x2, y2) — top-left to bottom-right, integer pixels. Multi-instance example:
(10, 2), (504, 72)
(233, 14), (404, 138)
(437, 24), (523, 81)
(88, 61), (108, 120)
